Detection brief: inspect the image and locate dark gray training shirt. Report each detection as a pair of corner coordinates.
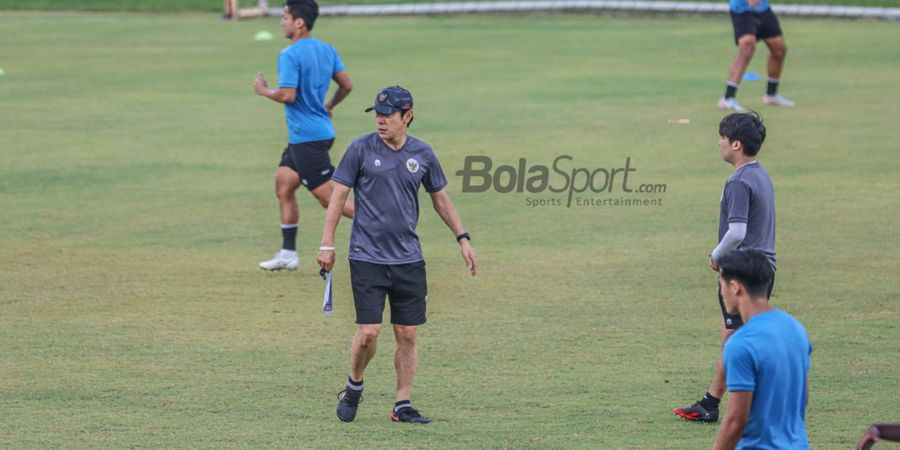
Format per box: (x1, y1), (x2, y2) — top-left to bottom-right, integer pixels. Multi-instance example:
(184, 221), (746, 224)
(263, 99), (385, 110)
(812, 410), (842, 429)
(332, 132), (448, 265)
(719, 161), (777, 268)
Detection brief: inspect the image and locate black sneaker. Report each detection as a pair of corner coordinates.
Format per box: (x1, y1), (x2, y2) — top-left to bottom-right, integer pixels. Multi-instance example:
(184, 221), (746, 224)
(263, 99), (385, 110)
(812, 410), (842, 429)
(336, 388), (363, 422)
(674, 401), (719, 423)
(391, 406), (431, 424)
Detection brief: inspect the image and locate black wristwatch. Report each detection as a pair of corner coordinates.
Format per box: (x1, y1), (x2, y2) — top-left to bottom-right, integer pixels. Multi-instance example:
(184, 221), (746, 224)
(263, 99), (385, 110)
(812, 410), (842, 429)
(456, 232), (471, 242)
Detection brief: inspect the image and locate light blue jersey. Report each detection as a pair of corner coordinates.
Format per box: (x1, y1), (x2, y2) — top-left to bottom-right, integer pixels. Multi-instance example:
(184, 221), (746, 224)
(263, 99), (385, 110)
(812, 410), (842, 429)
(730, 0), (770, 14)
(277, 38), (345, 144)
(724, 309), (812, 450)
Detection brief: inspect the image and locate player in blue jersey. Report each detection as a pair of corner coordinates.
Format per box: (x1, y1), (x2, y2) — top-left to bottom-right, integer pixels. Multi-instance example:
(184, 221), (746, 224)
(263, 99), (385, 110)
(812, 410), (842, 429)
(676, 112), (778, 423)
(317, 86), (478, 424)
(718, 0), (796, 112)
(712, 249), (811, 450)
(254, 0), (354, 271)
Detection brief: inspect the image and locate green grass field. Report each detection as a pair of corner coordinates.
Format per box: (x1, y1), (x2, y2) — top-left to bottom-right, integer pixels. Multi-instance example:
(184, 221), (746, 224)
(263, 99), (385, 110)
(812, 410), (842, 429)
(2, 0), (899, 12)
(1, 10), (899, 449)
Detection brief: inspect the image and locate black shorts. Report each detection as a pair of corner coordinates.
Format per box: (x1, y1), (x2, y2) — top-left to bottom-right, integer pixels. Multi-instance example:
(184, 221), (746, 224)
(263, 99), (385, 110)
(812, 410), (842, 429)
(718, 272), (775, 329)
(278, 139), (335, 191)
(349, 260), (428, 326)
(731, 9), (783, 45)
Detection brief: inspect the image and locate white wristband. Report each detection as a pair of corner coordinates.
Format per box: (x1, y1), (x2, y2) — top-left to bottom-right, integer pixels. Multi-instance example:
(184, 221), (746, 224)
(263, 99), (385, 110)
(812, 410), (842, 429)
(319, 246), (335, 251)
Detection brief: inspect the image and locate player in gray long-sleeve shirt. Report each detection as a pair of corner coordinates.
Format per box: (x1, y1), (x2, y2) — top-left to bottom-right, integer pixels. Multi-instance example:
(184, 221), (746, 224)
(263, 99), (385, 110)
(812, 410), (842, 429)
(675, 112), (777, 424)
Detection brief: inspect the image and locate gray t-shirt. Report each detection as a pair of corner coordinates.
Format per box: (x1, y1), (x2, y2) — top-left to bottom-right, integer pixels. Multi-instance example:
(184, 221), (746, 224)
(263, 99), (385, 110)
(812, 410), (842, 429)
(332, 133), (448, 265)
(719, 161), (777, 268)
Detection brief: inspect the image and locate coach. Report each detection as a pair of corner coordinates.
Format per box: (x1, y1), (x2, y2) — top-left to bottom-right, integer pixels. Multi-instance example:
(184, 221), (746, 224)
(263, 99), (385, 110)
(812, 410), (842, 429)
(317, 86), (478, 424)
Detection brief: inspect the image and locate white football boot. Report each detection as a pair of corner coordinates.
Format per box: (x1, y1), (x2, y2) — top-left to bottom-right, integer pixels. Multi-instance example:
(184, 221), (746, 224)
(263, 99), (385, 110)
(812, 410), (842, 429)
(718, 97), (748, 112)
(763, 94), (796, 107)
(259, 250), (298, 271)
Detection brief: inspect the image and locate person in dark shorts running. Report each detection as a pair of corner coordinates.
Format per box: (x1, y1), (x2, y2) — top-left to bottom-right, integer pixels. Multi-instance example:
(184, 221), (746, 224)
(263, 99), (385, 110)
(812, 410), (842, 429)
(254, 0), (353, 271)
(718, 0), (796, 112)
(317, 86), (478, 424)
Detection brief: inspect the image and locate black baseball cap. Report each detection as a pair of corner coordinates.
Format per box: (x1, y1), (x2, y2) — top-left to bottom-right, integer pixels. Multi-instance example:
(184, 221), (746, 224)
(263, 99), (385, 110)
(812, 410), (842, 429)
(365, 86), (413, 114)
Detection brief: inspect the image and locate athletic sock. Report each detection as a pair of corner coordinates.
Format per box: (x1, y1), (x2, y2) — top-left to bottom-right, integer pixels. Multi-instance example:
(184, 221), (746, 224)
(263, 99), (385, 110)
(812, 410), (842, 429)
(766, 78), (779, 96)
(699, 392), (721, 410)
(346, 377), (363, 391)
(725, 81), (739, 99)
(394, 400), (412, 412)
(281, 224), (298, 251)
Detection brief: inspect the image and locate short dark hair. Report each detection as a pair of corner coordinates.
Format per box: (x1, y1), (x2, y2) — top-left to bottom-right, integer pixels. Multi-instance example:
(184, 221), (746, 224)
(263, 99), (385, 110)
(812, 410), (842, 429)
(719, 112), (766, 156)
(718, 249), (774, 298)
(286, 0), (319, 31)
(402, 109), (414, 128)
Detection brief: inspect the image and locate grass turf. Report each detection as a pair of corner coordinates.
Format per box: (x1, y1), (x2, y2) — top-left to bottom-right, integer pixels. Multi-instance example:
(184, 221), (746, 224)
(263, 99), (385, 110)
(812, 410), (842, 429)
(1, 11), (898, 449)
(2, 0), (899, 12)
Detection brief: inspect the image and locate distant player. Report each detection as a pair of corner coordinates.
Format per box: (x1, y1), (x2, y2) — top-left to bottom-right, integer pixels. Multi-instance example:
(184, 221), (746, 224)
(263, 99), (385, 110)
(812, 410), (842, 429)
(712, 249), (811, 450)
(858, 424), (900, 450)
(718, 0), (795, 112)
(317, 86), (478, 424)
(675, 112), (776, 423)
(254, 0), (353, 271)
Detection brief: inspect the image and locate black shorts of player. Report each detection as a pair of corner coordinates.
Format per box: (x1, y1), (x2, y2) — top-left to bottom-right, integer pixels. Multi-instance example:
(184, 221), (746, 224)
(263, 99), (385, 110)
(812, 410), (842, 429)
(718, 272), (775, 329)
(731, 9), (783, 45)
(278, 138), (335, 191)
(349, 260), (428, 326)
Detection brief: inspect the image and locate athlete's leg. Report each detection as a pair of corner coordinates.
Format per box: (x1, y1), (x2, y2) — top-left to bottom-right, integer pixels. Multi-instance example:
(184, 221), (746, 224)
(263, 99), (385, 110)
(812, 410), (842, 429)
(708, 325), (737, 398)
(727, 34), (758, 85)
(275, 166), (300, 225)
(350, 324), (382, 382)
(763, 35), (787, 80)
(393, 324), (418, 402)
(310, 181), (355, 219)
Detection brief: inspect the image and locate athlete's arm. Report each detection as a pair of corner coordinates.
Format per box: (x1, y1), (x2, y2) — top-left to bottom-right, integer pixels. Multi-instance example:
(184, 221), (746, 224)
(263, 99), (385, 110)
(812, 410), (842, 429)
(317, 182), (352, 272)
(325, 70), (352, 117)
(254, 72), (297, 104)
(429, 189), (478, 277)
(876, 424), (900, 441)
(858, 424), (900, 450)
(710, 222), (747, 268)
(713, 391), (752, 450)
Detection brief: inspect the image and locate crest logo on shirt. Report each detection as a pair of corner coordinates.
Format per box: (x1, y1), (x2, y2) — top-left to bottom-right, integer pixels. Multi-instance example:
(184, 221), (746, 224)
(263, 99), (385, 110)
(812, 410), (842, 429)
(406, 158), (420, 173)
(374, 159), (382, 167)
